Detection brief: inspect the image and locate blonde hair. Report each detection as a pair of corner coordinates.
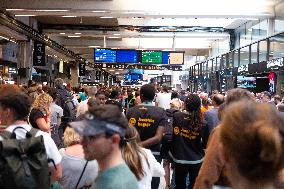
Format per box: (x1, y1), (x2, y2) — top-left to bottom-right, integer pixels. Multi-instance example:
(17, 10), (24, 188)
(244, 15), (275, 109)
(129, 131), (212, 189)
(170, 98), (182, 110)
(63, 127), (81, 147)
(121, 126), (149, 180)
(32, 93), (53, 113)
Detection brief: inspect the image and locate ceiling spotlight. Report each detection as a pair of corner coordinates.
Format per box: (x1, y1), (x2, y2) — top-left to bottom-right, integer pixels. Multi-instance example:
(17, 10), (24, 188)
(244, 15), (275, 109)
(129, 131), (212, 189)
(108, 36), (120, 39)
(59, 33), (66, 35)
(75, 32), (82, 35)
(88, 46), (101, 48)
(100, 16), (113, 19)
(15, 15), (36, 17)
(92, 10), (107, 13)
(6, 9), (25, 11)
(62, 15), (77, 18)
(68, 35), (81, 38)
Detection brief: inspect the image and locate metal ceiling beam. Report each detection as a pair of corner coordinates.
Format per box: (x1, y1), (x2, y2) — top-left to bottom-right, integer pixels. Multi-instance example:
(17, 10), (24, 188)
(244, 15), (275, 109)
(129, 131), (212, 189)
(0, 11), (83, 61)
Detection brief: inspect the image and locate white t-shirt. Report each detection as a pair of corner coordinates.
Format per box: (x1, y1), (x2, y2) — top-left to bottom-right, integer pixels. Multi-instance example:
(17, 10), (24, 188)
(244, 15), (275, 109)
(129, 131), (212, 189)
(76, 100), (88, 118)
(51, 102), (63, 125)
(0, 124), (62, 166)
(138, 148), (165, 189)
(156, 92), (172, 110)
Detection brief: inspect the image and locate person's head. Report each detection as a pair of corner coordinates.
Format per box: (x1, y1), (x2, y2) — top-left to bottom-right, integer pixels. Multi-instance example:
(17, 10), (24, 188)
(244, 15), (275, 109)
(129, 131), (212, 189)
(170, 98), (182, 110)
(220, 101), (284, 185)
(0, 85), (32, 125)
(217, 103), (226, 120)
(161, 84), (169, 93)
(95, 91), (106, 105)
(63, 127), (81, 147)
(273, 95), (281, 105)
(140, 84), (156, 102)
(70, 105), (128, 161)
(47, 88), (58, 103)
(86, 86), (97, 97)
(171, 91), (179, 99)
(121, 126), (148, 180)
(262, 91), (272, 103)
(32, 93), (53, 112)
(127, 89), (133, 98)
(54, 78), (64, 89)
(212, 94), (225, 107)
(184, 94), (202, 129)
(109, 90), (119, 99)
(225, 88), (255, 106)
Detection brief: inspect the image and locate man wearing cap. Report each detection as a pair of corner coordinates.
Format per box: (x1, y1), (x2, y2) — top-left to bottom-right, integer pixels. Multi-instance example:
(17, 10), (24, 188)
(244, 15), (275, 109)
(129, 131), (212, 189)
(70, 105), (138, 189)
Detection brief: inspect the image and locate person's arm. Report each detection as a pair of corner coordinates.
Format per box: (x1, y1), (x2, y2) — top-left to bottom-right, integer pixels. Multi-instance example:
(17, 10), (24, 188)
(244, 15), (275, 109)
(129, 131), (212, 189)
(50, 163), (62, 181)
(35, 118), (50, 132)
(145, 149), (165, 177)
(139, 126), (164, 147)
(193, 127), (225, 189)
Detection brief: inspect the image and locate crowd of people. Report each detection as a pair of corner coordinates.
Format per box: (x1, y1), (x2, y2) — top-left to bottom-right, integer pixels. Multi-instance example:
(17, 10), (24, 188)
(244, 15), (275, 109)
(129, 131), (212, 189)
(0, 78), (284, 189)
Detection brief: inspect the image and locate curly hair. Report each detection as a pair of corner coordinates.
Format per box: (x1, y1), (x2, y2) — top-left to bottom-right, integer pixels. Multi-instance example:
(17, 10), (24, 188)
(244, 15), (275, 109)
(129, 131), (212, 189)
(32, 93), (53, 113)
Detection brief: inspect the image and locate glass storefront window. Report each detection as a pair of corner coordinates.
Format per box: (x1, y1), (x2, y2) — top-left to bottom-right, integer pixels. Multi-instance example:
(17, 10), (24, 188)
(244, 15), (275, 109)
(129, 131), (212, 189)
(275, 20), (284, 34)
(228, 52), (234, 68)
(239, 46), (250, 66)
(212, 58), (217, 71)
(216, 56), (221, 70)
(269, 33), (284, 60)
(251, 42), (258, 64)
(234, 49), (239, 67)
(259, 40), (268, 62)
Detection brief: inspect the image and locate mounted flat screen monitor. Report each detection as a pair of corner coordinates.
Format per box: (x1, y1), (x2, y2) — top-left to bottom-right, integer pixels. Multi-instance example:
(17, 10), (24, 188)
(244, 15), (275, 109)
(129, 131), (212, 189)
(162, 51), (184, 65)
(141, 51), (162, 64)
(116, 50), (138, 63)
(237, 76), (256, 89)
(94, 48), (116, 63)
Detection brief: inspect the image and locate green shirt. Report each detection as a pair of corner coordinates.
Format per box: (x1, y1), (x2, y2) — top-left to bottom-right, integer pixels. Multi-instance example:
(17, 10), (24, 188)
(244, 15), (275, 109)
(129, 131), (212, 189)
(91, 163), (138, 189)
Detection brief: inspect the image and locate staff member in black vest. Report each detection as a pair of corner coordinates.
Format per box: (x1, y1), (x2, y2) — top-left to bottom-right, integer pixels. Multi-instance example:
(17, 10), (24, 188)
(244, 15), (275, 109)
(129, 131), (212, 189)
(126, 84), (166, 189)
(170, 94), (209, 189)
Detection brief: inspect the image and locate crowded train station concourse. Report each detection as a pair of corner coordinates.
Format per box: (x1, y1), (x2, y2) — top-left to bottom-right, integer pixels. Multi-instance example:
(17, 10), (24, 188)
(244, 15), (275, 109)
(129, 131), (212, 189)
(1, 0), (284, 189)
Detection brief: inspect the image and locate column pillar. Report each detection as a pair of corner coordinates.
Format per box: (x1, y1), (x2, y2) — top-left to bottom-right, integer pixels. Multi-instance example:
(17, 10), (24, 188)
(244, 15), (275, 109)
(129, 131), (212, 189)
(17, 40), (32, 85)
(267, 18), (275, 37)
(70, 63), (79, 87)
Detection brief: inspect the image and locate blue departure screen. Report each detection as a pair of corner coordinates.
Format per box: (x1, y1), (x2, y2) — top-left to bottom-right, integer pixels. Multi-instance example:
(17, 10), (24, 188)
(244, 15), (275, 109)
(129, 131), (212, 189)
(162, 52), (170, 64)
(117, 50), (138, 63)
(94, 49), (116, 63)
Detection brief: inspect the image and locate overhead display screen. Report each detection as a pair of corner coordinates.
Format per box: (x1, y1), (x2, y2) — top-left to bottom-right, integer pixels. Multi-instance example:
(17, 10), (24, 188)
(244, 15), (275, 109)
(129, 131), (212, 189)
(117, 50), (138, 63)
(162, 52), (184, 65)
(94, 48), (116, 63)
(169, 52), (184, 65)
(142, 51), (162, 64)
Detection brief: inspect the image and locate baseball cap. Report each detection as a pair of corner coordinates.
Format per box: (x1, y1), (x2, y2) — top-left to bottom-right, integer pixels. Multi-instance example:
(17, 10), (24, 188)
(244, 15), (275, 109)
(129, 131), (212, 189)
(69, 113), (126, 137)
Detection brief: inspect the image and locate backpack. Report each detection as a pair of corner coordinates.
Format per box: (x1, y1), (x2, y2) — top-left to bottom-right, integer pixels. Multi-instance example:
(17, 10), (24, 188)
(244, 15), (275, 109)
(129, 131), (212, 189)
(163, 109), (179, 142)
(62, 97), (77, 123)
(0, 127), (51, 189)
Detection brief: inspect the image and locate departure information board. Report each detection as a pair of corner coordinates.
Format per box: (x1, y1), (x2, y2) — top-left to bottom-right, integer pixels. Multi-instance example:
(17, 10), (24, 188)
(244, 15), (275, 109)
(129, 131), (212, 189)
(162, 52), (184, 65)
(141, 51), (162, 64)
(94, 49), (116, 63)
(117, 50), (138, 63)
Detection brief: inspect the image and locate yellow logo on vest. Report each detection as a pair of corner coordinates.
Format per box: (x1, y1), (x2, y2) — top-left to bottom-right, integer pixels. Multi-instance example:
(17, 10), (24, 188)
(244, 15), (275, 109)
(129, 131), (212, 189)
(174, 127), (180, 135)
(129, 118), (136, 126)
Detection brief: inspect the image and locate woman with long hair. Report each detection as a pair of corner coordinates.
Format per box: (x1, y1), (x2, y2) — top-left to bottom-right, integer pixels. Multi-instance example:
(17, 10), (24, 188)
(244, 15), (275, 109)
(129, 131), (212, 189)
(29, 93), (53, 133)
(170, 94), (209, 189)
(220, 101), (284, 189)
(59, 127), (98, 189)
(121, 126), (165, 189)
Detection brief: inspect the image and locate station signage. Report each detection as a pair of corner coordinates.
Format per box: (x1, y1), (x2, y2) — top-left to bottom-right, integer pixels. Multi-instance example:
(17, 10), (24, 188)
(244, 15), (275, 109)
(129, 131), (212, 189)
(92, 63), (182, 71)
(33, 41), (46, 66)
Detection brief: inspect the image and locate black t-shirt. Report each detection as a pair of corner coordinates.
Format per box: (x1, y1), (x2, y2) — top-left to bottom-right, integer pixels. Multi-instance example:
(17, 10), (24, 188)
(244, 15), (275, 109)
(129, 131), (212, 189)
(29, 108), (45, 129)
(126, 105), (167, 153)
(171, 111), (208, 163)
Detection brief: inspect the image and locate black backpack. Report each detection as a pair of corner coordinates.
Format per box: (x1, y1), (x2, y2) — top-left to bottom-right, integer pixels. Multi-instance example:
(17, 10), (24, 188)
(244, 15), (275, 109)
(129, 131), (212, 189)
(164, 109), (179, 142)
(0, 127), (51, 189)
(62, 97), (77, 123)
